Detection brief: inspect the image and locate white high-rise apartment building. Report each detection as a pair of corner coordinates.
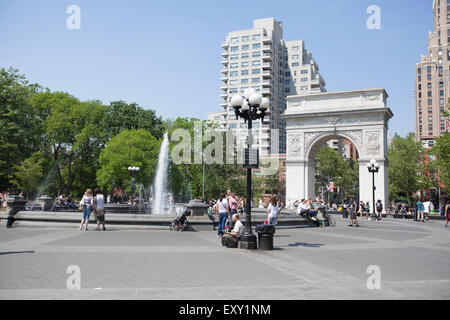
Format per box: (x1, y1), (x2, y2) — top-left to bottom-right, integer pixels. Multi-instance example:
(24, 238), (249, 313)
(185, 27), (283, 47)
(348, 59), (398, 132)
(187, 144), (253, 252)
(215, 18), (326, 155)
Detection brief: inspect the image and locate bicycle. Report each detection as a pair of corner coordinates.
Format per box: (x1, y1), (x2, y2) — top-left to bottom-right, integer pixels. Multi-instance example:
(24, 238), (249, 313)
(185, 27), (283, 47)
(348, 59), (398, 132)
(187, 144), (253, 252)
(322, 210), (336, 227)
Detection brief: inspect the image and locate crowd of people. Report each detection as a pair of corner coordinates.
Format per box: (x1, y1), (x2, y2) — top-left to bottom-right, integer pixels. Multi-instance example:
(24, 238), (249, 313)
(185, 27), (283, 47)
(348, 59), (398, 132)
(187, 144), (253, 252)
(206, 190), (283, 247)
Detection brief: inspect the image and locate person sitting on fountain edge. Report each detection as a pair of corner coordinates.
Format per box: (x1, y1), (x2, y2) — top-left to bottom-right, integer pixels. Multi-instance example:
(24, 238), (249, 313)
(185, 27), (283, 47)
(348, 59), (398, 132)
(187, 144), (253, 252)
(221, 214), (244, 248)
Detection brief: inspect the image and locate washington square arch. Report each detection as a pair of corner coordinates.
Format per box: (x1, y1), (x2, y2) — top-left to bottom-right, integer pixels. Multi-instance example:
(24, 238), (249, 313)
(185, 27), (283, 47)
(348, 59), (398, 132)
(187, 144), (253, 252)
(282, 88), (393, 211)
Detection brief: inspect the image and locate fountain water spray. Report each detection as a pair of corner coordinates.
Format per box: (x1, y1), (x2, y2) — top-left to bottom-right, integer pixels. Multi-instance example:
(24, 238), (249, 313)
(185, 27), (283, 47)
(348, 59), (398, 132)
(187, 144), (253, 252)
(152, 132), (170, 214)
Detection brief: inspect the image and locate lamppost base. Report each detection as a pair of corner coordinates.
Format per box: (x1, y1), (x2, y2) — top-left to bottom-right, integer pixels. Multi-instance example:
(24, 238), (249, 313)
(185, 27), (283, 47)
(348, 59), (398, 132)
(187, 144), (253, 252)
(239, 234), (257, 250)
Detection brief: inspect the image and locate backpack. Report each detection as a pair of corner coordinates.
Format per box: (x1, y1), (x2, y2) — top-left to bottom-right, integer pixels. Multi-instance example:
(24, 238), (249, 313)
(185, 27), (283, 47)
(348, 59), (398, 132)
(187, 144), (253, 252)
(376, 202), (383, 211)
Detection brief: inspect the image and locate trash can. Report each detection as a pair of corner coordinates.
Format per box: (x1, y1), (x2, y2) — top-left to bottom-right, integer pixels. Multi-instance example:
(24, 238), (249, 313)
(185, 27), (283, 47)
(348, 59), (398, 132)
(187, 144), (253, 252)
(256, 224), (275, 250)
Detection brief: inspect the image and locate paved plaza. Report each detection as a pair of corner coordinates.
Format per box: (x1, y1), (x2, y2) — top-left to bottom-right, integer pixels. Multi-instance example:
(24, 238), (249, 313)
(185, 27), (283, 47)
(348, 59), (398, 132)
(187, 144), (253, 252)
(0, 217), (449, 300)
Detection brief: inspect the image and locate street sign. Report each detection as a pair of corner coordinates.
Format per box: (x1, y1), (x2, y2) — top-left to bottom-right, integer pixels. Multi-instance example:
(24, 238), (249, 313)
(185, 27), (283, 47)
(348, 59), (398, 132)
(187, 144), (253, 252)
(329, 181), (334, 192)
(242, 148), (259, 169)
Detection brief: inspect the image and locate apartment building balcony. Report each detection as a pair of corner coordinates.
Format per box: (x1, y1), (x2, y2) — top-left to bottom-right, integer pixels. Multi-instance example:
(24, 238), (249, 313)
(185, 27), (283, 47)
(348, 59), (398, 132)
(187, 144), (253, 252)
(262, 71), (272, 78)
(220, 101), (228, 107)
(220, 93), (228, 99)
(221, 42), (229, 49)
(220, 85), (228, 91)
(221, 51), (229, 58)
(262, 45), (272, 52)
(262, 36), (272, 44)
(262, 54), (272, 61)
(221, 60), (229, 65)
(262, 62), (272, 69)
(262, 80), (272, 87)
(221, 76), (228, 82)
(221, 69), (229, 74)
(261, 88), (271, 95)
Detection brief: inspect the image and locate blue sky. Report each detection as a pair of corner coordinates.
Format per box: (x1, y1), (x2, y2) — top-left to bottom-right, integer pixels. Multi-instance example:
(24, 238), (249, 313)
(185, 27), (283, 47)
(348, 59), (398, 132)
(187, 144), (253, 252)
(0, 0), (433, 137)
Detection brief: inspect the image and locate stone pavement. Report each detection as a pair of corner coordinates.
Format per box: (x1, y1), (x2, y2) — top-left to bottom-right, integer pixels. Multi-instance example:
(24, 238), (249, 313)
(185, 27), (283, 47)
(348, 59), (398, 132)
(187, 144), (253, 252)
(0, 217), (449, 299)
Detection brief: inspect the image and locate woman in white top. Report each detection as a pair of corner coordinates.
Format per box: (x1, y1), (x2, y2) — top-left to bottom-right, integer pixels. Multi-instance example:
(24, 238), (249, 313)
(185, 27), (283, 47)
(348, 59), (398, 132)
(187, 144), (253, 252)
(266, 196), (280, 225)
(79, 189), (93, 231)
(216, 192), (230, 237)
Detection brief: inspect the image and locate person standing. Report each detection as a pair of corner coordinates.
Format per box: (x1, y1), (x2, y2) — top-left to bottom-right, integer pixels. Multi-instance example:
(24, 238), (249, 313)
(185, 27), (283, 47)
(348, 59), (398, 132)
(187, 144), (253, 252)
(79, 189), (93, 231)
(228, 192), (238, 227)
(365, 202), (370, 219)
(266, 196), (280, 225)
(444, 200), (450, 228)
(376, 200), (383, 220)
(359, 201), (365, 218)
(348, 198), (359, 227)
(216, 193), (230, 237)
(93, 188), (106, 231)
(416, 199), (424, 222)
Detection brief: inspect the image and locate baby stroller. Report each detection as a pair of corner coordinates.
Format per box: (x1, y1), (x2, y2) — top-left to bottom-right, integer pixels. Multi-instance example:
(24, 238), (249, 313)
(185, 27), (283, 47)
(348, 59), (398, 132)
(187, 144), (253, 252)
(170, 207), (194, 231)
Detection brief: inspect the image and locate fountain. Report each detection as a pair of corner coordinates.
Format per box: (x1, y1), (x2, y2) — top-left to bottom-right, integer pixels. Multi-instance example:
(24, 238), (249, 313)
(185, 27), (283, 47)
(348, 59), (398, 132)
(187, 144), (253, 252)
(152, 132), (170, 214)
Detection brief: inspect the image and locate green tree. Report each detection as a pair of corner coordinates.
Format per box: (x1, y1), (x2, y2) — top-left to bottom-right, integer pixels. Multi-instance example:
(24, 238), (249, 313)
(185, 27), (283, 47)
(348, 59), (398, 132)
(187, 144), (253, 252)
(314, 146), (358, 200)
(10, 153), (44, 200)
(432, 132), (450, 193)
(387, 133), (423, 205)
(104, 101), (164, 140)
(96, 129), (160, 193)
(0, 67), (43, 190)
(30, 92), (107, 196)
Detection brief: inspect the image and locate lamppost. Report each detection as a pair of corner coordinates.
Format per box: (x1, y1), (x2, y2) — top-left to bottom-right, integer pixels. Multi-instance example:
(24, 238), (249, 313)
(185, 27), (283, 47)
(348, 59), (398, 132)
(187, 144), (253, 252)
(127, 166), (140, 206)
(366, 159), (380, 217)
(231, 88), (270, 250)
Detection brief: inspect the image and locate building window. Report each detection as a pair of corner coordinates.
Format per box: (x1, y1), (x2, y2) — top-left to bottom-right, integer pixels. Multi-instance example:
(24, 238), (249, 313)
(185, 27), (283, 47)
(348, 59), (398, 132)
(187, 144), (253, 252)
(231, 37), (239, 43)
(252, 52), (260, 58)
(242, 36), (249, 42)
(230, 71), (238, 77)
(241, 70), (248, 75)
(428, 83), (432, 88)
(241, 62), (249, 67)
(428, 91), (432, 97)
(427, 66), (432, 72)
(429, 108), (433, 113)
(252, 34), (261, 40)
(418, 67), (422, 73)
(230, 46), (239, 52)
(229, 80), (238, 85)
(252, 69), (260, 75)
(241, 79), (248, 84)
(292, 46), (299, 51)
(428, 99), (433, 105)
(428, 74), (432, 80)
(252, 60), (261, 66)
(440, 99), (445, 104)
(301, 69), (308, 74)
(242, 45), (249, 51)
(301, 78), (308, 82)
(229, 88), (238, 94)
(440, 90), (444, 96)
(230, 54), (238, 60)
(230, 63), (238, 68)
(252, 43), (261, 49)
(251, 78), (260, 83)
(292, 62), (299, 67)
(440, 81), (444, 88)
(228, 124), (236, 129)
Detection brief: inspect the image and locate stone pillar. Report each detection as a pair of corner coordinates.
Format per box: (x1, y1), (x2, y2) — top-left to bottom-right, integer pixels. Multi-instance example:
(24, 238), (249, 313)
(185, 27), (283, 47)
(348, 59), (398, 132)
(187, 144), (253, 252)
(5, 196), (27, 228)
(285, 160), (307, 203)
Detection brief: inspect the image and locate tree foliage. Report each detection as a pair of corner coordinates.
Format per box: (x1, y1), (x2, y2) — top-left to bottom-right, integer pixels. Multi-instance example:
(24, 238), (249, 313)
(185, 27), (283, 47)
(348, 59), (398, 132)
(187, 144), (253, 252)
(387, 133), (423, 204)
(97, 129), (160, 194)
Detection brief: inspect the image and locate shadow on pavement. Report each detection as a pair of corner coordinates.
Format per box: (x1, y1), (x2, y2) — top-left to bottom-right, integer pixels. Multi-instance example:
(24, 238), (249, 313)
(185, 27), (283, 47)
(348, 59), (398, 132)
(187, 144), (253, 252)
(286, 242), (324, 248)
(0, 251), (35, 256)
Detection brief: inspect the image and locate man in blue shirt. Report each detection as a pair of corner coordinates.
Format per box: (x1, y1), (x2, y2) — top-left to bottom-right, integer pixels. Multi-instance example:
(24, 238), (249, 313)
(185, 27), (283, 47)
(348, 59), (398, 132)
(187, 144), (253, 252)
(416, 200), (424, 222)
